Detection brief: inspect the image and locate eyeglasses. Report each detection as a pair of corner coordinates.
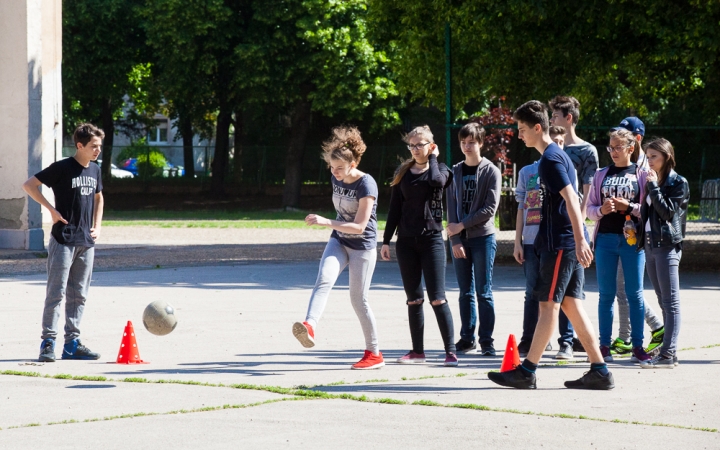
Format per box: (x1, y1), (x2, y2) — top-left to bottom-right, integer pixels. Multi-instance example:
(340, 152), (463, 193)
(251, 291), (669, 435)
(407, 142), (431, 151)
(606, 145), (630, 153)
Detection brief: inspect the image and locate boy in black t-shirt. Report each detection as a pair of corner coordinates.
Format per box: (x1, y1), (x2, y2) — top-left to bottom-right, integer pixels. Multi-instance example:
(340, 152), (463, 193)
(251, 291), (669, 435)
(488, 101), (614, 390)
(22, 123), (105, 362)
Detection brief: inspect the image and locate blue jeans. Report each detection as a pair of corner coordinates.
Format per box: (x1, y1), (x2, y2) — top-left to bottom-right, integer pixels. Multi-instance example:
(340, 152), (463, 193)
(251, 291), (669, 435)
(595, 233), (646, 348)
(452, 234), (496, 346)
(522, 244), (574, 346)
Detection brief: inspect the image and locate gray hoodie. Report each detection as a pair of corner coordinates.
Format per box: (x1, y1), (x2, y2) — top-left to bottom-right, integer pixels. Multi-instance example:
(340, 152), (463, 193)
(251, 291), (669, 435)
(446, 158), (501, 245)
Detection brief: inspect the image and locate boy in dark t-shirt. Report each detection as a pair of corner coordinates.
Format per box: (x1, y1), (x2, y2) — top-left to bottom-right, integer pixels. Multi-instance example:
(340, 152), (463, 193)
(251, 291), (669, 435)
(22, 123), (105, 362)
(488, 101), (614, 390)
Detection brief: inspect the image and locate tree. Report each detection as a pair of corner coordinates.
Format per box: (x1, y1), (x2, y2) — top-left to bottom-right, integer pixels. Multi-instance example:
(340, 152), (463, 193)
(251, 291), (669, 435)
(63, 0), (147, 181)
(367, 0), (720, 125)
(239, 0), (400, 207)
(142, 0), (250, 192)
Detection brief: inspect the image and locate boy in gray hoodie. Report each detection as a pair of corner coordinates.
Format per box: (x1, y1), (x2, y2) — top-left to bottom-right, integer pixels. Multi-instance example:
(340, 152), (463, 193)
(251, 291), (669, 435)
(446, 123), (501, 355)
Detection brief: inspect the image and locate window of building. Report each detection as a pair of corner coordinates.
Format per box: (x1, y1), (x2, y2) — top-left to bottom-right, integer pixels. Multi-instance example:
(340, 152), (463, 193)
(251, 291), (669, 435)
(148, 119), (169, 144)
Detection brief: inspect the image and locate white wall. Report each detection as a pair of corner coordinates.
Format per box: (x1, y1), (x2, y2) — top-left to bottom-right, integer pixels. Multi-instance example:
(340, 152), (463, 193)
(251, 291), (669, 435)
(0, 0), (62, 250)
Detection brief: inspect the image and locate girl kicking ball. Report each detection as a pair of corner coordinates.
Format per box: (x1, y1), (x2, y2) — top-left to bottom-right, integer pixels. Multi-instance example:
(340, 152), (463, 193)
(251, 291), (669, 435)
(292, 126), (384, 370)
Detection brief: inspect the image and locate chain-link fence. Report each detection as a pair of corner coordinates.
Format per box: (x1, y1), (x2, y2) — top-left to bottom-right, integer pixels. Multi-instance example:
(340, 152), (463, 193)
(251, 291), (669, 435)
(65, 139), (720, 266)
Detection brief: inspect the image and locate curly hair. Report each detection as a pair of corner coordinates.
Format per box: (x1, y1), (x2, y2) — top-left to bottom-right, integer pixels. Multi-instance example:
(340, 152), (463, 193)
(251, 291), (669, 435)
(322, 125), (367, 166)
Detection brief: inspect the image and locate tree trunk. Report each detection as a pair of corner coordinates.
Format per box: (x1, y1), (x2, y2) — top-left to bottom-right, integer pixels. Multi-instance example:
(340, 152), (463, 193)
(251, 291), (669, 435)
(232, 112), (244, 184)
(282, 95), (312, 208)
(210, 106), (232, 195)
(101, 99), (115, 182)
(179, 116), (195, 178)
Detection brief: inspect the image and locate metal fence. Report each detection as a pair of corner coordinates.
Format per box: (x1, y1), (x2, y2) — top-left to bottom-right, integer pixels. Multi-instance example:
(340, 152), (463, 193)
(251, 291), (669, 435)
(64, 144), (411, 186)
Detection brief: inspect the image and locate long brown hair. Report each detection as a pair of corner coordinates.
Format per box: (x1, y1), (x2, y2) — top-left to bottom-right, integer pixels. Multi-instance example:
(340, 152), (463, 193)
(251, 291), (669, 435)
(608, 128), (640, 163)
(390, 125), (434, 186)
(644, 138), (676, 185)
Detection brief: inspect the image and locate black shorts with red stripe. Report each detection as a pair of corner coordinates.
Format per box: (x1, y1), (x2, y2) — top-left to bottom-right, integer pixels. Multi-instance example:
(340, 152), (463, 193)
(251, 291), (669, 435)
(534, 248), (585, 303)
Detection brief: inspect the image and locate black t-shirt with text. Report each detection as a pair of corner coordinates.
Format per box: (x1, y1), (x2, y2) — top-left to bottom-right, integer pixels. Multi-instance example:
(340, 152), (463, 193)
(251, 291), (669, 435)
(461, 163), (479, 219)
(35, 158), (103, 247)
(597, 164), (639, 234)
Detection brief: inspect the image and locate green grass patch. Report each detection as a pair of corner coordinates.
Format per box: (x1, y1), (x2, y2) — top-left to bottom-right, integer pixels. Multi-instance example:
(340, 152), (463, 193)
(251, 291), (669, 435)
(701, 343), (720, 349)
(375, 398), (407, 405)
(412, 400), (442, 407)
(2, 369), (718, 434)
(103, 209), (388, 230)
(354, 378), (389, 384)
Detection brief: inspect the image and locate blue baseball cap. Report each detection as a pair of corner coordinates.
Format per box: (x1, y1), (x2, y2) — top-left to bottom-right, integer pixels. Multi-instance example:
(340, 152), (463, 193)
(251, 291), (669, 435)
(614, 117), (645, 136)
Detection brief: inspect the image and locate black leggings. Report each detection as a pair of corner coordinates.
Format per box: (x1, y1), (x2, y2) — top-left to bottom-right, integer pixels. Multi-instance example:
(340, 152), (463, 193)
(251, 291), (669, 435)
(396, 234), (455, 354)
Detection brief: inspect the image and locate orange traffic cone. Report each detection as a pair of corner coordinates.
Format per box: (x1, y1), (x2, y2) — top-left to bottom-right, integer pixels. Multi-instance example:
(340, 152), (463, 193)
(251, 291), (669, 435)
(116, 321), (148, 364)
(500, 334), (521, 372)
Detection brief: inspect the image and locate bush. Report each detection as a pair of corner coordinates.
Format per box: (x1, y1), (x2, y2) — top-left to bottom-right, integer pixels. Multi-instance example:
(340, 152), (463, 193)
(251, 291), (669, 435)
(117, 139), (167, 178)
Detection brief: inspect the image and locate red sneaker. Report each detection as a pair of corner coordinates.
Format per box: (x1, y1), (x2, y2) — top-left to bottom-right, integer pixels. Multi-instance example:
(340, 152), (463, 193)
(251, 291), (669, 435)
(292, 321), (315, 348)
(352, 350), (385, 370)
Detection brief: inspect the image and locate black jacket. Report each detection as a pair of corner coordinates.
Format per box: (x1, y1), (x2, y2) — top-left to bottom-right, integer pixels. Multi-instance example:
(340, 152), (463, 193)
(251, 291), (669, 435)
(638, 170), (689, 249)
(383, 154), (452, 244)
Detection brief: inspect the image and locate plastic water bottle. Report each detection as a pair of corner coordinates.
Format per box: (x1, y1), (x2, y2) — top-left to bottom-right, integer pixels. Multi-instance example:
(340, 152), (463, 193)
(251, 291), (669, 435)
(624, 215), (637, 246)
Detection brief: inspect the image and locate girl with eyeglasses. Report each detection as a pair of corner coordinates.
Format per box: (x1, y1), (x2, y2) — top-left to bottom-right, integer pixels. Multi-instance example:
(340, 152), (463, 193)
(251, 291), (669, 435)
(381, 125), (457, 366)
(587, 128), (652, 365)
(639, 138), (689, 369)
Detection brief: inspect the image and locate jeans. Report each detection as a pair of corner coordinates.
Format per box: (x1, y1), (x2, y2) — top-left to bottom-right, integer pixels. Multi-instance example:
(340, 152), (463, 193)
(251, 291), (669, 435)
(452, 234), (496, 346)
(42, 236), (95, 343)
(396, 233), (455, 354)
(644, 242), (682, 356)
(305, 238), (379, 353)
(595, 233), (646, 348)
(395, 233), (447, 302)
(615, 264), (664, 341)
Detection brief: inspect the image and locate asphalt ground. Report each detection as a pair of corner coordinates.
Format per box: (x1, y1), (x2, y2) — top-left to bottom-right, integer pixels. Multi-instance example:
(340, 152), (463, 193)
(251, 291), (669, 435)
(0, 227), (719, 449)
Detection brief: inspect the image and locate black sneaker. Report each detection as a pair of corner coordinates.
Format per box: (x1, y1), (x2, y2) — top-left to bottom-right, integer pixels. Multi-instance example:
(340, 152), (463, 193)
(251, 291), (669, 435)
(480, 344), (496, 356)
(455, 339), (476, 354)
(518, 341), (531, 358)
(488, 367), (536, 389)
(572, 337), (585, 353)
(564, 370), (615, 390)
(62, 339), (100, 360)
(38, 338), (55, 362)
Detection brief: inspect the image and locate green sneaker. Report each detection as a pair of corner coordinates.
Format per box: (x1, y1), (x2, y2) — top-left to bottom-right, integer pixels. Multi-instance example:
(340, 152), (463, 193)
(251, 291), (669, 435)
(645, 327), (664, 353)
(610, 337), (632, 355)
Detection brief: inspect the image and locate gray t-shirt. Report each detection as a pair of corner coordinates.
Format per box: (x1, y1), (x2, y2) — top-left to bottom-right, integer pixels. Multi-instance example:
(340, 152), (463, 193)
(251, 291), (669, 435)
(515, 161), (541, 245)
(564, 142), (599, 199)
(330, 174), (378, 250)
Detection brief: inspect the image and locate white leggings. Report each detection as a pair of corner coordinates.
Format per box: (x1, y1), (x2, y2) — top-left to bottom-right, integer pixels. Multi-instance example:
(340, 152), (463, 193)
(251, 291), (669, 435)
(305, 238), (379, 353)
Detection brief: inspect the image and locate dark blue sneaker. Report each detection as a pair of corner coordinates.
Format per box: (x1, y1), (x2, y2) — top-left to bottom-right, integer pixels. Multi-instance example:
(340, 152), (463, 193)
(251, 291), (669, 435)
(38, 338), (56, 362)
(480, 344), (496, 356)
(62, 339), (100, 360)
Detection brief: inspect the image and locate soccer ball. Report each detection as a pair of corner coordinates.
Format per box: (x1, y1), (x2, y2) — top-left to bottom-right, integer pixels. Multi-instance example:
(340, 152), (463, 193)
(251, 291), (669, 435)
(142, 301), (178, 336)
